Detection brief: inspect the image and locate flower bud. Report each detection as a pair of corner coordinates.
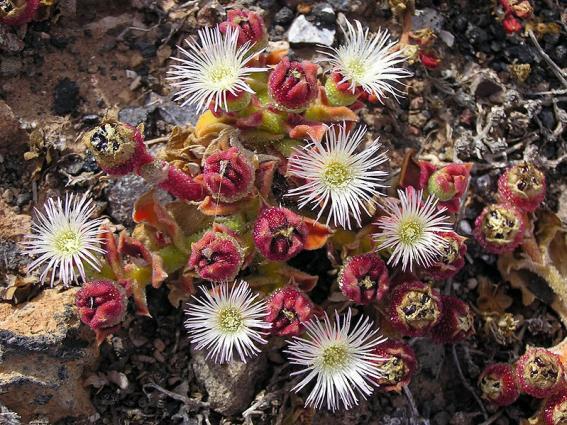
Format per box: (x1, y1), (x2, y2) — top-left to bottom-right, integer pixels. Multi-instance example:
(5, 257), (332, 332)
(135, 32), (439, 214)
(338, 253), (390, 304)
(324, 71), (360, 107)
(498, 162), (546, 212)
(515, 348), (566, 398)
(431, 296), (475, 344)
(75, 280), (128, 343)
(503, 15), (522, 33)
(543, 393), (567, 425)
(473, 204), (525, 254)
(389, 281), (443, 337)
(372, 340), (417, 392)
(423, 231), (467, 280)
(478, 363), (520, 406)
(219, 9), (268, 52)
(253, 206), (308, 261)
(419, 51), (441, 69)
(427, 163), (472, 212)
(268, 57), (318, 111)
(0, 0), (39, 25)
(203, 147), (255, 203)
(188, 230), (244, 282)
(265, 286), (313, 336)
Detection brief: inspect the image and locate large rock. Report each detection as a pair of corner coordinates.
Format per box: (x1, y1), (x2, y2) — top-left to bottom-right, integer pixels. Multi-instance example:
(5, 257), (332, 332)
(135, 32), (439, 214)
(191, 347), (268, 416)
(288, 15), (335, 46)
(0, 288), (98, 423)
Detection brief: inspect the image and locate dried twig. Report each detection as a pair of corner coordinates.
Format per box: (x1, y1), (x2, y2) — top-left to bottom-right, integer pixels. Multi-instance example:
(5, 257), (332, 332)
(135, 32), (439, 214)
(527, 30), (567, 88)
(452, 344), (488, 420)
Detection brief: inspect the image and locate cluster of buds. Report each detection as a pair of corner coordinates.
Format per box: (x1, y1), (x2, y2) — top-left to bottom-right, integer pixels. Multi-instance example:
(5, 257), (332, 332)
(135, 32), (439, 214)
(499, 0), (533, 34)
(0, 0), (39, 25)
(83, 120), (205, 202)
(265, 286), (314, 336)
(372, 340), (417, 392)
(75, 280), (129, 344)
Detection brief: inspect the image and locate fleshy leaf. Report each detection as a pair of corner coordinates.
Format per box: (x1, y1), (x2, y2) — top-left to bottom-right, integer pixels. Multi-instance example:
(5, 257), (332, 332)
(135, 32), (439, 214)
(303, 217), (333, 250)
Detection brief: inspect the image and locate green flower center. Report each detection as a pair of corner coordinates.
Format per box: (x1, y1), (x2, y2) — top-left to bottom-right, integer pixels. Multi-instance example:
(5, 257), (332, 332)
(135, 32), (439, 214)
(209, 65), (236, 88)
(398, 218), (424, 245)
(323, 161), (352, 187)
(345, 58), (366, 81)
(53, 229), (83, 255)
(217, 306), (244, 333)
(321, 343), (349, 370)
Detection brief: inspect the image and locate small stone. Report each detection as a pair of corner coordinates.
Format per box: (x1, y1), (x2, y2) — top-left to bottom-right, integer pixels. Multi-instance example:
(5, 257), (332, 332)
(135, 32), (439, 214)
(15, 192), (31, 207)
(0, 289), (98, 423)
(465, 25), (488, 46)
(273, 7), (294, 25)
(288, 15), (335, 46)
(553, 44), (567, 67)
(107, 174), (152, 227)
(191, 347), (267, 416)
(312, 3), (335, 24)
(53, 78), (80, 116)
(458, 219), (472, 235)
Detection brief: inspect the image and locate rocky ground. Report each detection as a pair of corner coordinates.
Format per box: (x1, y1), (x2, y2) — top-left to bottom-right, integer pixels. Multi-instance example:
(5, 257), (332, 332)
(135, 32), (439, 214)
(0, 0), (566, 424)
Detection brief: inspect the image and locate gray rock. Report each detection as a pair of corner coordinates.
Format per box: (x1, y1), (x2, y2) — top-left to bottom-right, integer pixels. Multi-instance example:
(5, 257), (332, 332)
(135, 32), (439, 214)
(118, 93), (199, 128)
(274, 7), (294, 25)
(327, 0), (366, 13)
(288, 15), (335, 47)
(312, 3), (335, 25)
(191, 347), (267, 416)
(412, 8), (444, 32)
(107, 174), (151, 227)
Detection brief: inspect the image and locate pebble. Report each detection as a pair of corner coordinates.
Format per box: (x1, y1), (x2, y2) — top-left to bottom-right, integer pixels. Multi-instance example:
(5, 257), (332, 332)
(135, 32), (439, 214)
(288, 14), (335, 46)
(273, 7), (294, 25)
(475, 174), (492, 192)
(458, 219), (472, 235)
(465, 25), (488, 46)
(16, 192), (32, 207)
(312, 3), (335, 25)
(553, 45), (567, 67)
(53, 78), (80, 116)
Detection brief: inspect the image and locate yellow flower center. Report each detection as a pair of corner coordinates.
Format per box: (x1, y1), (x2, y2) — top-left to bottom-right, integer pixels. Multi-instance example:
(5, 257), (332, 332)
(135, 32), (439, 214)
(209, 64), (236, 88)
(323, 161), (352, 187)
(345, 58), (366, 81)
(218, 306), (244, 333)
(53, 229), (83, 255)
(321, 343), (349, 370)
(398, 218), (424, 245)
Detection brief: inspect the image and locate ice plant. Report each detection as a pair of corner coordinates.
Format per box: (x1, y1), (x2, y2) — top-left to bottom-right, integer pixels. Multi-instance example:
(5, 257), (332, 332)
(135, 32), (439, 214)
(431, 295), (475, 344)
(372, 340), (417, 392)
(203, 146), (255, 203)
(219, 9), (268, 52)
(285, 309), (386, 410)
(543, 394), (567, 425)
(287, 125), (388, 230)
(75, 280), (128, 344)
(0, 0), (39, 25)
(374, 188), (453, 272)
(253, 206), (308, 261)
(168, 25), (266, 112)
(22, 193), (105, 287)
(427, 163), (472, 213)
(422, 231), (467, 280)
(268, 57), (319, 111)
(478, 363), (520, 406)
(188, 229), (244, 282)
(388, 281), (443, 337)
(338, 253), (390, 304)
(497, 162), (546, 213)
(515, 347), (566, 398)
(265, 286), (314, 336)
(184, 280), (270, 363)
(473, 203), (526, 254)
(318, 19), (411, 100)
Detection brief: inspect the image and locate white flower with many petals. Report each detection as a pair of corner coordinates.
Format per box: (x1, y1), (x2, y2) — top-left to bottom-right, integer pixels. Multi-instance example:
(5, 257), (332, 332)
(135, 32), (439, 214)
(167, 26), (266, 112)
(285, 309), (386, 411)
(184, 280), (270, 364)
(374, 188), (453, 271)
(287, 124), (388, 230)
(22, 193), (105, 287)
(319, 19), (411, 99)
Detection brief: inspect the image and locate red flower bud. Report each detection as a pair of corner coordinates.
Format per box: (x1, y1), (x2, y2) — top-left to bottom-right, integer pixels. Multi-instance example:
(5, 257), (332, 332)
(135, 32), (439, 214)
(188, 230), (244, 282)
(427, 163), (472, 212)
(498, 162), (546, 212)
(372, 340), (417, 392)
(253, 206), (308, 261)
(219, 9), (268, 52)
(515, 348), (566, 398)
(268, 57), (319, 111)
(478, 363), (520, 406)
(431, 295), (475, 344)
(473, 204), (526, 254)
(0, 0), (39, 25)
(203, 147), (255, 203)
(419, 51), (441, 69)
(338, 253), (390, 304)
(503, 15), (522, 33)
(75, 280), (128, 343)
(422, 231), (467, 280)
(389, 281), (443, 337)
(265, 286), (314, 336)
(543, 393), (567, 425)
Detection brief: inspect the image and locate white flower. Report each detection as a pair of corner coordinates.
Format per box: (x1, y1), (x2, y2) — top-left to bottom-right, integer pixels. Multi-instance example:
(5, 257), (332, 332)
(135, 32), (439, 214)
(374, 188), (453, 272)
(184, 280), (270, 364)
(167, 25), (266, 112)
(318, 19), (411, 99)
(286, 124), (388, 230)
(285, 309), (386, 411)
(22, 193), (105, 287)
